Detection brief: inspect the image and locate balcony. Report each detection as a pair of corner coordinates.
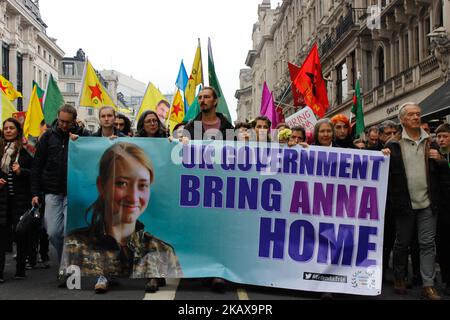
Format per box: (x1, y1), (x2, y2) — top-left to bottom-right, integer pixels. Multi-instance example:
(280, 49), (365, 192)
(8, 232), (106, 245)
(319, 9), (358, 58)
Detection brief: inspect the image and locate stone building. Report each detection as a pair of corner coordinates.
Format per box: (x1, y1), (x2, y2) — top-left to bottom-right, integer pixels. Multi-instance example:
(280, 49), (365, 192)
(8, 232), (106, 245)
(238, 0), (450, 128)
(0, 0), (64, 110)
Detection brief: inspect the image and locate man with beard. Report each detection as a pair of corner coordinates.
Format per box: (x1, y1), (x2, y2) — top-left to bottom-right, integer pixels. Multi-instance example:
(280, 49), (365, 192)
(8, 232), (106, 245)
(184, 87), (234, 141)
(183, 87), (234, 293)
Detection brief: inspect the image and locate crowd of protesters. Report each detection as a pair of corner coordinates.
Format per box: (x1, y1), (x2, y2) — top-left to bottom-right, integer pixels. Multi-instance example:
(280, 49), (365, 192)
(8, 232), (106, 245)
(0, 87), (449, 300)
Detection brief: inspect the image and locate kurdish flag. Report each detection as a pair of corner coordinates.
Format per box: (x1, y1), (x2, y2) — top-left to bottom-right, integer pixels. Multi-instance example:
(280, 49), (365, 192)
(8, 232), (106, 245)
(0, 91), (18, 123)
(167, 89), (185, 133)
(0, 75), (22, 101)
(24, 86), (44, 138)
(79, 60), (116, 109)
(185, 40), (203, 107)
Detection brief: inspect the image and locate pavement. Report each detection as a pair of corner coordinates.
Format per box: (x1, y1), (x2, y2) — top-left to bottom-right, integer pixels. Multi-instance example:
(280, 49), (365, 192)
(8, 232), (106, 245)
(0, 249), (449, 301)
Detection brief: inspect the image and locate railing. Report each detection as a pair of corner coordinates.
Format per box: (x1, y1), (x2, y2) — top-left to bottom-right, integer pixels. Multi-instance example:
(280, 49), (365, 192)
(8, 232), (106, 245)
(376, 86), (384, 99)
(364, 92), (373, 105)
(319, 10), (357, 58)
(394, 74), (403, 89)
(385, 79), (393, 94)
(404, 68), (413, 84)
(419, 56), (439, 77)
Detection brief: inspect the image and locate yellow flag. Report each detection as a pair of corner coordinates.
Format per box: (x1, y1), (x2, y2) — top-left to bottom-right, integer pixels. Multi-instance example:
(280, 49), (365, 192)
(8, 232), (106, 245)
(136, 83), (169, 122)
(79, 60), (116, 109)
(185, 42), (203, 106)
(24, 86), (45, 138)
(168, 89), (185, 133)
(0, 75), (23, 101)
(0, 91), (18, 123)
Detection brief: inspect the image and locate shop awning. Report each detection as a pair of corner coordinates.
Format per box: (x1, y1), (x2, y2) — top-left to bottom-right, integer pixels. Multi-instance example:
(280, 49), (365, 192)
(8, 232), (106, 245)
(420, 80), (450, 120)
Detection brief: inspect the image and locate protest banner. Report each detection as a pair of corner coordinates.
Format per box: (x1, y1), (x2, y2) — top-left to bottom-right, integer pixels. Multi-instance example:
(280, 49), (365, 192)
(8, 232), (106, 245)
(285, 106), (317, 133)
(66, 138), (389, 296)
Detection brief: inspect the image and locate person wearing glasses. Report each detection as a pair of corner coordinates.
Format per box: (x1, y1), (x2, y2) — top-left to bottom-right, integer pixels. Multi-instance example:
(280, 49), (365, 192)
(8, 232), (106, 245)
(30, 104), (91, 286)
(136, 111), (168, 138)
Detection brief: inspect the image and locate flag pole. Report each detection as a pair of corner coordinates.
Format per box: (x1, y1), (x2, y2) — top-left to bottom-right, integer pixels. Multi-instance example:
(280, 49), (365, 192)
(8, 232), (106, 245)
(198, 38), (204, 87)
(77, 58), (88, 109)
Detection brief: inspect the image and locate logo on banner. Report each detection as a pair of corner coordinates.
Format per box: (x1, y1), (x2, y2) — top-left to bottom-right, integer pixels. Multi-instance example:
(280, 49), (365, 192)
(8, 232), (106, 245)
(303, 272), (347, 284)
(351, 270), (377, 289)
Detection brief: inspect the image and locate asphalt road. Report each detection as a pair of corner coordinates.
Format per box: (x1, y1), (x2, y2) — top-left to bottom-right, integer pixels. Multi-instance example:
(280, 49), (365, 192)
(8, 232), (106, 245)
(1, 250), (449, 301)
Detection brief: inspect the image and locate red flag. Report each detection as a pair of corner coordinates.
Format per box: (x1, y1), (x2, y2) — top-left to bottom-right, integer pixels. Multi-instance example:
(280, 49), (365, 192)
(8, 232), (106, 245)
(293, 44), (330, 118)
(288, 62), (304, 108)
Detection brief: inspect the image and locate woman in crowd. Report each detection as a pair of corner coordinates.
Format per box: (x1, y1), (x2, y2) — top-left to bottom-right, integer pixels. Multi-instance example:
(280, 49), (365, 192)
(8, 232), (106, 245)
(136, 111), (168, 138)
(314, 118), (337, 148)
(0, 118), (33, 282)
(331, 114), (353, 148)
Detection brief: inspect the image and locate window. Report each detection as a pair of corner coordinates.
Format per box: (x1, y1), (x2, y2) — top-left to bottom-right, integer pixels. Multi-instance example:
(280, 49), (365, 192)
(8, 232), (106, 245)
(404, 32), (409, 69)
(38, 45), (42, 55)
(337, 62), (349, 105)
(2, 43), (9, 79)
(44, 50), (47, 60)
(63, 63), (74, 76)
(377, 48), (385, 85)
(17, 53), (23, 111)
(424, 16), (431, 56)
(88, 108), (94, 116)
(66, 83), (75, 93)
(326, 72), (333, 106)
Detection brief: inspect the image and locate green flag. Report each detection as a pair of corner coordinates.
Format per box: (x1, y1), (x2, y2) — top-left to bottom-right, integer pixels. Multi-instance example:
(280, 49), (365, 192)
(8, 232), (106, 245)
(43, 74), (64, 124)
(351, 78), (365, 138)
(208, 38), (232, 122)
(33, 81), (45, 107)
(183, 95), (200, 122)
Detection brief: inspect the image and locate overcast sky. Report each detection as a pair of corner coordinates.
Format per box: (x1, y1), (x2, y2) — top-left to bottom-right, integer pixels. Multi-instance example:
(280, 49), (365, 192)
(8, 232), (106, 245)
(40, 0), (277, 121)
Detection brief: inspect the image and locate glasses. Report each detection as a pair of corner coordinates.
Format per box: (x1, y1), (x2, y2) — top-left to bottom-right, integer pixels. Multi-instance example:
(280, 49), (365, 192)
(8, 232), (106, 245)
(144, 119), (159, 125)
(58, 119), (73, 126)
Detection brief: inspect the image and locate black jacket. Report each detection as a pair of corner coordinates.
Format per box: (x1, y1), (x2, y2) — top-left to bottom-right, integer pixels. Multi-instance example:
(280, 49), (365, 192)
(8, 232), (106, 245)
(184, 112), (234, 141)
(92, 128), (126, 137)
(386, 140), (449, 217)
(31, 122), (91, 197)
(0, 147), (33, 226)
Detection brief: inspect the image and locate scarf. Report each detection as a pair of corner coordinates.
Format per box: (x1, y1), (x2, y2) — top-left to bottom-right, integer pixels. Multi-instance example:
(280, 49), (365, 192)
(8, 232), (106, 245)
(1, 142), (17, 174)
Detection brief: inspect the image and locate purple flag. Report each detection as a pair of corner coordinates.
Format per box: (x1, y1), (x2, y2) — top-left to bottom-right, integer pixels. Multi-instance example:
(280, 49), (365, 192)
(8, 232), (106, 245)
(260, 82), (280, 129)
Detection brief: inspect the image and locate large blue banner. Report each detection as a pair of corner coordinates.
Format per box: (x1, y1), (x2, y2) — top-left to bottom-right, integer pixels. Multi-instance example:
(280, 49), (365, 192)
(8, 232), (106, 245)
(65, 138), (390, 296)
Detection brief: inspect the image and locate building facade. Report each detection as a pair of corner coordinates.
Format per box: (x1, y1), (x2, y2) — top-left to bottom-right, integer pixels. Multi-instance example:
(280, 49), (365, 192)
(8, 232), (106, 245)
(0, 0), (64, 110)
(238, 0), (450, 128)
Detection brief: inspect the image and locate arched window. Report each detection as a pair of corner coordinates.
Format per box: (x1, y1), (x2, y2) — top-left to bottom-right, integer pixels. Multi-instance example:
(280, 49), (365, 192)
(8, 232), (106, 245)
(377, 47), (385, 85)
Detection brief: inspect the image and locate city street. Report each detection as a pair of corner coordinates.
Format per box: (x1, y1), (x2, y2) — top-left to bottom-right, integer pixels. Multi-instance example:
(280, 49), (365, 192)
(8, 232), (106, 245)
(1, 250), (448, 301)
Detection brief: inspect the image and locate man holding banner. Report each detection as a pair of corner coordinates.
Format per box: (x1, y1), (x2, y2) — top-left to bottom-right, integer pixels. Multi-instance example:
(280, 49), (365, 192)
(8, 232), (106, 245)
(31, 105), (91, 282)
(387, 103), (448, 300)
(183, 86), (234, 293)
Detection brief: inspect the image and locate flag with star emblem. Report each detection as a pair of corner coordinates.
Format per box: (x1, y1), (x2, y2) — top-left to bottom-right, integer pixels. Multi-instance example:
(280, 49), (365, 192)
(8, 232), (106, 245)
(24, 86), (45, 138)
(167, 89), (185, 133)
(79, 60), (116, 109)
(0, 91), (18, 123)
(185, 40), (203, 107)
(0, 75), (22, 101)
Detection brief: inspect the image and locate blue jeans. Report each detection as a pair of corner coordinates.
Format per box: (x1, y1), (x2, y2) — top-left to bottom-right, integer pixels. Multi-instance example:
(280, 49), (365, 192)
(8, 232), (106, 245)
(44, 194), (67, 265)
(393, 207), (437, 287)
